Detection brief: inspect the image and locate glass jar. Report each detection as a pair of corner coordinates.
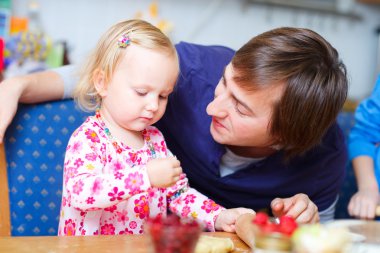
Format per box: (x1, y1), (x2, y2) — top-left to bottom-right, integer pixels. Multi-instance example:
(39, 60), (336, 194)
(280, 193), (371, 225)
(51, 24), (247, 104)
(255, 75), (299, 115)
(252, 224), (292, 253)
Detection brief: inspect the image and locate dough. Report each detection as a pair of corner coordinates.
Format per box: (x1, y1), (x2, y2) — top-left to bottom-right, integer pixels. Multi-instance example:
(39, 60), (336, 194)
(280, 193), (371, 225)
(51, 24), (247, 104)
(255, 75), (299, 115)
(194, 235), (235, 253)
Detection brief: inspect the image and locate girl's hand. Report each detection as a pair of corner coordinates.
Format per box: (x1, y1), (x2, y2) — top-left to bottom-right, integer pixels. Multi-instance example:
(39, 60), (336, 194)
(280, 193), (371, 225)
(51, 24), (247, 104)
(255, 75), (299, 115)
(271, 193), (319, 224)
(348, 189), (379, 219)
(214, 208), (255, 232)
(147, 157), (182, 188)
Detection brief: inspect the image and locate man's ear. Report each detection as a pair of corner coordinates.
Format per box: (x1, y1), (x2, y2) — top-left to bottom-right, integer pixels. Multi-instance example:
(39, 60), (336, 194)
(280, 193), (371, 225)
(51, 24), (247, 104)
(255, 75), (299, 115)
(93, 69), (107, 97)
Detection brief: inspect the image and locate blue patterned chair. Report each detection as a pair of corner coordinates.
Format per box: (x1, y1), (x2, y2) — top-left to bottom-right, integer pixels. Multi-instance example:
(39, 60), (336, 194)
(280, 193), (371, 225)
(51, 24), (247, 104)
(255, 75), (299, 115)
(0, 99), (361, 236)
(3, 100), (90, 236)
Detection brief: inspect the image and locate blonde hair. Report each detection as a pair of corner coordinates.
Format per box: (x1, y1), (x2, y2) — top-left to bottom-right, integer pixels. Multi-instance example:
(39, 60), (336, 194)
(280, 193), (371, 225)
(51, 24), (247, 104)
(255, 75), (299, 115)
(74, 19), (178, 111)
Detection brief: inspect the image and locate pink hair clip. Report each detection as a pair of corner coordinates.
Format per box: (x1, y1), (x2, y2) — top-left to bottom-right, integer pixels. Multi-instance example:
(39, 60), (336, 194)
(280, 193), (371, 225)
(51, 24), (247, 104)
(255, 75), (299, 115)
(118, 34), (131, 48)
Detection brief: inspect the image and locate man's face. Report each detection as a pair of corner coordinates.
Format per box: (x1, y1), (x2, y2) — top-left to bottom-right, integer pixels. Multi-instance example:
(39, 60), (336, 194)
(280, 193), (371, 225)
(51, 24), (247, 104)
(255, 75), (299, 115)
(206, 63), (284, 148)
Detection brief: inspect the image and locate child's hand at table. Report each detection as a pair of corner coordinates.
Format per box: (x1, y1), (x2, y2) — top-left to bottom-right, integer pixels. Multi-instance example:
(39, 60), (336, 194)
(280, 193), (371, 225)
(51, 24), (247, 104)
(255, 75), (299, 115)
(147, 157), (182, 188)
(215, 208), (256, 232)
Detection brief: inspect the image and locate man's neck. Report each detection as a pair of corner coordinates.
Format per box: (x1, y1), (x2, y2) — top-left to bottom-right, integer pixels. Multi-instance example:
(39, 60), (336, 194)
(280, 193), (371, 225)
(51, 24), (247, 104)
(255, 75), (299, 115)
(227, 145), (277, 158)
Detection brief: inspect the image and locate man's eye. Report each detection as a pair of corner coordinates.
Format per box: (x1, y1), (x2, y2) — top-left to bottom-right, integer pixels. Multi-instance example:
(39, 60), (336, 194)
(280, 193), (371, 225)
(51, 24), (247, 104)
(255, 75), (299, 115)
(235, 101), (247, 116)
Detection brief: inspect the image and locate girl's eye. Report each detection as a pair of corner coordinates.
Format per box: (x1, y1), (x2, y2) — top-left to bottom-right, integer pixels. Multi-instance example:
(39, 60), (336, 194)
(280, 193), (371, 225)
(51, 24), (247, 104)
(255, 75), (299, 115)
(159, 95), (168, 99)
(135, 90), (147, 96)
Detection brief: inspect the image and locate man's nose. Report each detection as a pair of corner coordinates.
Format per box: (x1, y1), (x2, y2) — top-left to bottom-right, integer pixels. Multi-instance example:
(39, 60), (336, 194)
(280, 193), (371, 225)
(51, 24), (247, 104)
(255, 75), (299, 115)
(206, 94), (229, 118)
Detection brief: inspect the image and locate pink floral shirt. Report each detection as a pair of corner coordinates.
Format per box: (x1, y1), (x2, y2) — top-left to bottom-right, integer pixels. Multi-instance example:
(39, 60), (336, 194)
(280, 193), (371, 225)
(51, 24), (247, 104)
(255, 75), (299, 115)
(58, 116), (224, 236)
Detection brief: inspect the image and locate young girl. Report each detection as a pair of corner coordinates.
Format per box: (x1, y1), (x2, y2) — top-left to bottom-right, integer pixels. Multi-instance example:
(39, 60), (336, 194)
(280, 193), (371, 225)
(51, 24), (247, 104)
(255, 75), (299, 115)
(58, 19), (253, 236)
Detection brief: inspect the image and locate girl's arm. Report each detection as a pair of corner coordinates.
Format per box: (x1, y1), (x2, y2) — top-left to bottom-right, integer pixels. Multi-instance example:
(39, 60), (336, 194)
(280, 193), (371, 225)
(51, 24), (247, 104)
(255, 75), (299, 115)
(235, 213), (256, 248)
(166, 175), (224, 232)
(63, 125), (151, 211)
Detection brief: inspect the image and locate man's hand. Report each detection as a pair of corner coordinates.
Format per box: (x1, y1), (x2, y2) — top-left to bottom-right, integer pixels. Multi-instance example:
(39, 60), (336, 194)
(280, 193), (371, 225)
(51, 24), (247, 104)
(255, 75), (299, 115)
(214, 208), (255, 232)
(271, 193), (319, 224)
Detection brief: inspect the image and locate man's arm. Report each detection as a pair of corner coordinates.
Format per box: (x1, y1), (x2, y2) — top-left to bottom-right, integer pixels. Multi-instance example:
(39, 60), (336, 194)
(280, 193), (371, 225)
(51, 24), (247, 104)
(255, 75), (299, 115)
(0, 70), (65, 143)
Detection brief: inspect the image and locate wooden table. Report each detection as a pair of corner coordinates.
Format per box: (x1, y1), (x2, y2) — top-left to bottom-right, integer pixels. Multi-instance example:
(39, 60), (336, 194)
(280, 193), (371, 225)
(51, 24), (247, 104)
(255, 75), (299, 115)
(344, 220), (380, 244)
(0, 232), (250, 253)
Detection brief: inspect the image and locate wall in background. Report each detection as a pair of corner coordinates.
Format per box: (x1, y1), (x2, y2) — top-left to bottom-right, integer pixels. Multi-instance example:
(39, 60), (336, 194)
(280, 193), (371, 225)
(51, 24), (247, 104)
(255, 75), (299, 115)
(11, 0), (380, 100)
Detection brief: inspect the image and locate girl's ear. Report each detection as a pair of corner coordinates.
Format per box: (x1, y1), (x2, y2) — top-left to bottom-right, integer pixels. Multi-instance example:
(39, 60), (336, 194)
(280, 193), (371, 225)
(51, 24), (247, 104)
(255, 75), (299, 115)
(93, 69), (107, 97)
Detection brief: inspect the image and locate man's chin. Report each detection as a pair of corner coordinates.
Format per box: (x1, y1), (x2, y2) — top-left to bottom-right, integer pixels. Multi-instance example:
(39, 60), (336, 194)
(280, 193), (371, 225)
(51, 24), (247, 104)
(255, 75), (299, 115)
(210, 130), (228, 145)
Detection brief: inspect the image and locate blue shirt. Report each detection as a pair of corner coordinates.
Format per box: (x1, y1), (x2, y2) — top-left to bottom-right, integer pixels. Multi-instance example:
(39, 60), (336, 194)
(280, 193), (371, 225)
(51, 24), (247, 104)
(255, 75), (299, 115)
(156, 42), (347, 212)
(348, 75), (380, 185)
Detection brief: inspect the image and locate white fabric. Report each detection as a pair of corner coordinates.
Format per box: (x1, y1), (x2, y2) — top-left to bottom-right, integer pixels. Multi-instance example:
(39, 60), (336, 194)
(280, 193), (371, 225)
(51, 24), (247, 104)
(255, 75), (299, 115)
(52, 64), (78, 99)
(219, 148), (264, 177)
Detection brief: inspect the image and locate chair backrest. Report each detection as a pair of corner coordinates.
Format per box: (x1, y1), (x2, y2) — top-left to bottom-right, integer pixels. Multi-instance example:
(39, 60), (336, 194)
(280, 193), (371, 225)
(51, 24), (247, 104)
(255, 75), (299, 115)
(0, 143), (11, 236)
(3, 99), (89, 236)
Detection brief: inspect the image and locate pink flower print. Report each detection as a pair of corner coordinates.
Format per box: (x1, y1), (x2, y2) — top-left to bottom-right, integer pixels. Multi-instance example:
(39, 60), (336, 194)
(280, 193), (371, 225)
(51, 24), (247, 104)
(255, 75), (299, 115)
(116, 210), (129, 225)
(81, 229), (87, 235)
(108, 187), (125, 202)
(64, 166), (78, 183)
(64, 219), (76, 236)
(158, 196), (164, 208)
(183, 194), (196, 205)
(181, 206), (191, 217)
(124, 172), (144, 193)
(112, 159), (125, 171)
(104, 205), (117, 213)
(160, 140), (167, 152)
(201, 199), (220, 214)
(74, 158), (84, 168)
(93, 230), (99, 235)
(62, 196), (67, 207)
(85, 152), (97, 161)
(148, 188), (157, 199)
(70, 141), (83, 154)
(85, 129), (100, 143)
(129, 152), (138, 164)
(114, 171), (124, 180)
(72, 180), (84, 195)
(119, 228), (133, 235)
(100, 143), (106, 154)
(86, 197), (95, 204)
(129, 221), (137, 229)
(100, 224), (115, 235)
(133, 196), (150, 219)
(91, 178), (103, 195)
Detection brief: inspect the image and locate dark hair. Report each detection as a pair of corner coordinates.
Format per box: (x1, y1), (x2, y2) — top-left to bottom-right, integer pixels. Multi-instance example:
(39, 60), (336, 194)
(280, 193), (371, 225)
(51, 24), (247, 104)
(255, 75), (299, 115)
(231, 27), (348, 158)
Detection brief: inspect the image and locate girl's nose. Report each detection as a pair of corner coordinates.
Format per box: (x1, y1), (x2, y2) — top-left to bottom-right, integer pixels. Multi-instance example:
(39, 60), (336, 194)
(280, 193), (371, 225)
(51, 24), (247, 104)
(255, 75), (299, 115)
(146, 97), (159, 112)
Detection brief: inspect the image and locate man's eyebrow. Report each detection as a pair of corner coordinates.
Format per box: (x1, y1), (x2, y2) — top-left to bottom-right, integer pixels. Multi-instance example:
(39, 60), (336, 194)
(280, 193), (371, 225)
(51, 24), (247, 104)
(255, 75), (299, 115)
(222, 67), (253, 114)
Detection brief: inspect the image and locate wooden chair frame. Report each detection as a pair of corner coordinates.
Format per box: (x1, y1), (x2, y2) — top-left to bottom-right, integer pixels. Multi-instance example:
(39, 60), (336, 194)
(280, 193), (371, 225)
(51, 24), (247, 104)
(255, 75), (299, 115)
(0, 143), (10, 236)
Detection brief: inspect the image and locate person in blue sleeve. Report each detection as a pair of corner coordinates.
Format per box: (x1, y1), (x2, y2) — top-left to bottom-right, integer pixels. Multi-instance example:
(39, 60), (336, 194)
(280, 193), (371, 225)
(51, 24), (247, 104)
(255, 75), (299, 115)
(0, 27), (348, 224)
(348, 75), (380, 219)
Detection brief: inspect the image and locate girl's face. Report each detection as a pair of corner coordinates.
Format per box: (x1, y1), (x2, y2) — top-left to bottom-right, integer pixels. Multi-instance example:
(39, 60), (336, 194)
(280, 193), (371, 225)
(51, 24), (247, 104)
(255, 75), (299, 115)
(97, 44), (178, 133)
(206, 63), (283, 149)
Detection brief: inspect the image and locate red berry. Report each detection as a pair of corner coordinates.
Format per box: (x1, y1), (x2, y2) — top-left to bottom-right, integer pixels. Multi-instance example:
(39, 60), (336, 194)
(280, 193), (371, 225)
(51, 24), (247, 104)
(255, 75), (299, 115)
(261, 222), (281, 234)
(279, 215), (298, 236)
(252, 212), (269, 226)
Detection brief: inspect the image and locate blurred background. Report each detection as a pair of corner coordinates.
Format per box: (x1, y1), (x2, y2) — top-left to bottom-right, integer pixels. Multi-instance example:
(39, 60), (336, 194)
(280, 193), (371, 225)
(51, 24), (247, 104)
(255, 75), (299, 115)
(2, 0), (380, 101)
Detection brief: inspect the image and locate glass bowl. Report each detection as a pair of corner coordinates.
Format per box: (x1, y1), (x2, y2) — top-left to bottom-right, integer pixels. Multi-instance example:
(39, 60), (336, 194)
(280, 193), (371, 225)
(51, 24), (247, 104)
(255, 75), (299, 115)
(144, 215), (202, 253)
